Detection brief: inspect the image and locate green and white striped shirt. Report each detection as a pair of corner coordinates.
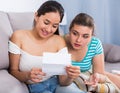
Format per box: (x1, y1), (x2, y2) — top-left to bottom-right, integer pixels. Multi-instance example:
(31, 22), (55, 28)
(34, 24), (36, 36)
(72, 37), (103, 72)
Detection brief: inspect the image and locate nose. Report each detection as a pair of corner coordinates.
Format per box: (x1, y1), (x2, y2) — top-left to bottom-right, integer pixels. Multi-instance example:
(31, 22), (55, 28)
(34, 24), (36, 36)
(46, 25), (52, 33)
(76, 36), (82, 42)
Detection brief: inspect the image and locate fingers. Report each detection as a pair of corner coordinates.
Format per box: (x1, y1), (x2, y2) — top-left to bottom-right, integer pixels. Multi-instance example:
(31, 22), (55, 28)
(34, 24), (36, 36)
(66, 65), (80, 79)
(84, 73), (99, 87)
(30, 68), (46, 83)
(84, 80), (94, 85)
(84, 79), (98, 88)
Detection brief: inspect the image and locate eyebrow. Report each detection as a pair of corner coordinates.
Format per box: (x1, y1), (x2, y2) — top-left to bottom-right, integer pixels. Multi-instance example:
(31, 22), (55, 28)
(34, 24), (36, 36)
(71, 29), (77, 32)
(83, 34), (89, 36)
(71, 30), (79, 33)
(45, 19), (59, 25)
(72, 30), (90, 36)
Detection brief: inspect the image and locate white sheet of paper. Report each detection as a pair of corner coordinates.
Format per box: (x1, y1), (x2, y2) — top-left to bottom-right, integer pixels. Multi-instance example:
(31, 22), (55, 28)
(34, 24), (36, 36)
(42, 52), (71, 75)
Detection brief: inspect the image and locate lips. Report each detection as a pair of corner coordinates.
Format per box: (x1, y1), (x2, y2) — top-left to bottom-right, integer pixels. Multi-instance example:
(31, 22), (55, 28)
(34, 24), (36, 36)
(42, 30), (49, 36)
(74, 43), (81, 47)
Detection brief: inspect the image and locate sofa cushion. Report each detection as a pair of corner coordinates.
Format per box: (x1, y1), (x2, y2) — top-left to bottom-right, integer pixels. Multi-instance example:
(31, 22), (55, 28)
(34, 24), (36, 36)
(0, 11), (13, 69)
(106, 44), (120, 62)
(102, 44), (114, 61)
(105, 61), (120, 72)
(0, 70), (29, 93)
(7, 12), (34, 31)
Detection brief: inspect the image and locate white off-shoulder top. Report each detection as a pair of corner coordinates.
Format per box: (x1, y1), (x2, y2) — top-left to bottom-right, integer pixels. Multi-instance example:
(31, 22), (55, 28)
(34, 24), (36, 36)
(8, 41), (68, 83)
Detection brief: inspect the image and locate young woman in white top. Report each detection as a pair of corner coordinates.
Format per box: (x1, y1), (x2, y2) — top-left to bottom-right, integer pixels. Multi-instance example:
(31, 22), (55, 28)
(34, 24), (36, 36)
(8, 1), (82, 93)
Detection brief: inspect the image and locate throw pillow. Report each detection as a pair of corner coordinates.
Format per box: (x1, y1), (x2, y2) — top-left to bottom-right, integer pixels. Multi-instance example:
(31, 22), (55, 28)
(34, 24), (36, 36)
(102, 44), (113, 60)
(106, 45), (120, 62)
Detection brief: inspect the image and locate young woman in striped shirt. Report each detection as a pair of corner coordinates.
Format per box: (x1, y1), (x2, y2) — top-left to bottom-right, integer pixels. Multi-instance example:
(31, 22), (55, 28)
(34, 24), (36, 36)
(56, 13), (120, 93)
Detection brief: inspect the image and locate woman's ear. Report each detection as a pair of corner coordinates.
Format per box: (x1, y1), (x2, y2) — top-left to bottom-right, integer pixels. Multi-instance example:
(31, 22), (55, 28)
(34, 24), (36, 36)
(34, 12), (39, 22)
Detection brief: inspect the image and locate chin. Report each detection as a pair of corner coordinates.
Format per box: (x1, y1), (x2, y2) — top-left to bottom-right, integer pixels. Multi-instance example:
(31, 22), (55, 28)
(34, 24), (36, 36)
(74, 45), (83, 50)
(40, 34), (50, 38)
(73, 46), (79, 50)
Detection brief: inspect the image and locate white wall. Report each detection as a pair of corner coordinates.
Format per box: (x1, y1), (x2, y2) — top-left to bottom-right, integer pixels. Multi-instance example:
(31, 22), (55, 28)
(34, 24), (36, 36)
(0, 0), (47, 12)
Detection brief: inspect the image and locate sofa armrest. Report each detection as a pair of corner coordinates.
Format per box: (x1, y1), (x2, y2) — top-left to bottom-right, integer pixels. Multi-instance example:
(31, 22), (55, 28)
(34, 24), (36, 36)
(0, 70), (29, 93)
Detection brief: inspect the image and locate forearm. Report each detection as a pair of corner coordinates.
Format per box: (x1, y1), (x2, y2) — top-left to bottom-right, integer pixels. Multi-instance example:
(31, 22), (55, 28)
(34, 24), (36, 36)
(58, 75), (74, 86)
(58, 65), (80, 86)
(105, 71), (120, 88)
(10, 70), (30, 82)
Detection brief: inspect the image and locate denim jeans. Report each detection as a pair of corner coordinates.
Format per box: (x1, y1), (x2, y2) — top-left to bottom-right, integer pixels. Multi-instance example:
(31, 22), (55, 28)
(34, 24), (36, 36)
(55, 83), (86, 93)
(28, 76), (58, 93)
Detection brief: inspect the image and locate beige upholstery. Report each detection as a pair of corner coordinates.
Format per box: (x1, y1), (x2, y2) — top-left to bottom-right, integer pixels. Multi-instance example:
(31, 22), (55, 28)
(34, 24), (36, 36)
(0, 11), (34, 93)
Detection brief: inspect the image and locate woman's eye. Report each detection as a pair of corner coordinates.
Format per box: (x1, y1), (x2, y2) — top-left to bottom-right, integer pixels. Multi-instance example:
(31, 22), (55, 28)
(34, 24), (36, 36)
(83, 35), (89, 38)
(44, 21), (49, 25)
(72, 31), (78, 36)
(53, 25), (58, 28)
(73, 32), (77, 35)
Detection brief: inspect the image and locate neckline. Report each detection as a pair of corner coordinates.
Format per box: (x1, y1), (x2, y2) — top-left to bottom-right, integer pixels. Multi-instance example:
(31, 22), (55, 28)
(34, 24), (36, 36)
(9, 41), (42, 57)
(72, 38), (92, 63)
(9, 41), (67, 57)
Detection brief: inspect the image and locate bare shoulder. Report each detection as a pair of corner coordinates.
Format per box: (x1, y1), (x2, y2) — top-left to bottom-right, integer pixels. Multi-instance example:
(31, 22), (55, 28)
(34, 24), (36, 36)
(53, 35), (65, 43)
(11, 30), (27, 39)
(52, 35), (66, 49)
(10, 30), (29, 41)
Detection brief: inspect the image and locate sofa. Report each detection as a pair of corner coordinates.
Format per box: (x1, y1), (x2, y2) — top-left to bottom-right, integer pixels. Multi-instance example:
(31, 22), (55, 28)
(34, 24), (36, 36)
(0, 11), (34, 93)
(0, 11), (120, 93)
